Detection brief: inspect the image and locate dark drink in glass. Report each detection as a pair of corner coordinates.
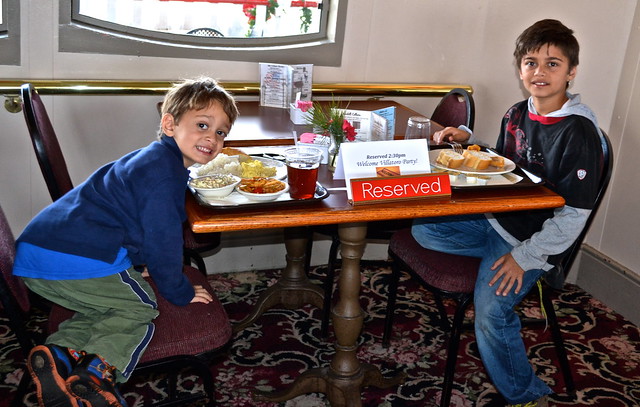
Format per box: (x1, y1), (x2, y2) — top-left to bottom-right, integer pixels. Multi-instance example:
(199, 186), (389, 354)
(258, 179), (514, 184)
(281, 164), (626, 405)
(284, 146), (323, 200)
(287, 163), (319, 199)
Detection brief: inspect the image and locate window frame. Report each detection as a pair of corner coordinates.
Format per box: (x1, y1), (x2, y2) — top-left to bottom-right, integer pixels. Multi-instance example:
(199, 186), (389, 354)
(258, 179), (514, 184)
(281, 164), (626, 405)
(59, 0), (347, 67)
(0, 0), (20, 66)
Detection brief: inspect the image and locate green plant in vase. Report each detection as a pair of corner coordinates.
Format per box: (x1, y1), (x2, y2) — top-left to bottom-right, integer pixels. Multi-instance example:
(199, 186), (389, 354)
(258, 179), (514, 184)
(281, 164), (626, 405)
(306, 100), (357, 171)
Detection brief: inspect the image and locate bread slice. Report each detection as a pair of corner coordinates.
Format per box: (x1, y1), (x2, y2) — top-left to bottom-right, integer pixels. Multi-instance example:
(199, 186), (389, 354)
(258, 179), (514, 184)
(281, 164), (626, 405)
(436, 149), (465, 169)
(490, 155), (505, 169)
(462, 150), (492, 170)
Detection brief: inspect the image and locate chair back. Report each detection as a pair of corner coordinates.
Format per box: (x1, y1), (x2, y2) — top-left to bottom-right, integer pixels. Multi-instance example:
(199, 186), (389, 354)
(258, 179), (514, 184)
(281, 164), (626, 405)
(21, 83), (74, 201)
(430, 88), (475, 130)
(545, 129), (614, 289)
(0, 206), (36, 354)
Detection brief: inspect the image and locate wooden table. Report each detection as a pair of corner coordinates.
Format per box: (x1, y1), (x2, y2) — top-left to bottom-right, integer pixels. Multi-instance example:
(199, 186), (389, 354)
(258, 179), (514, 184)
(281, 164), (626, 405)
(225, 100), (437, 147)
(186, 162), (565, 406)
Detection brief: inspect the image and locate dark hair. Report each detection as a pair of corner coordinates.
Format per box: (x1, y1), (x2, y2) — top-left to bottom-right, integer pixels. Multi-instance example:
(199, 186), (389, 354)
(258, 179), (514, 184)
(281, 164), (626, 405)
(159, 77), (239, 137)
(514, 19), (579, 68)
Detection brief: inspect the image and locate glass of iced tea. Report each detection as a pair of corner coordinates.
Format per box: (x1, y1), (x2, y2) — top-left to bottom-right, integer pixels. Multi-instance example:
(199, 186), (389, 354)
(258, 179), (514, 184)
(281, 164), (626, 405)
(284, 146), (323, 199)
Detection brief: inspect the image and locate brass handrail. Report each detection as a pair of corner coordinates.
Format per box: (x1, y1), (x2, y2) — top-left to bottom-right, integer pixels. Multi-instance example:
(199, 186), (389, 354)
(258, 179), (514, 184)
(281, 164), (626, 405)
(1, 80), (472, 96)
(1, 80), (473, 112)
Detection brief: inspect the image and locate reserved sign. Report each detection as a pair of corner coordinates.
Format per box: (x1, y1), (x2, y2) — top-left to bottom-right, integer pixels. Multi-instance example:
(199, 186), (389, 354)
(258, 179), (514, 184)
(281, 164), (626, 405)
(350, 173), (451, 204)
(335, 139), (433, 201)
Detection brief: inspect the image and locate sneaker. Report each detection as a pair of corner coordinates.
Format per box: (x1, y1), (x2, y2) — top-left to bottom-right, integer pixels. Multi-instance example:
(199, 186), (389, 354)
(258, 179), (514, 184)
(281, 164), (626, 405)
(508, 395), (549, 407)
(66, 354), (126, 407)
(27, 344), (83, 407)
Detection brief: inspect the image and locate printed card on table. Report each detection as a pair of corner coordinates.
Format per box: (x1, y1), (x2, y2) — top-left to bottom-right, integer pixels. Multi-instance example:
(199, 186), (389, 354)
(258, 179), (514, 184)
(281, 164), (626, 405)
(259, 62), (313, 108)
(334, 139), (444, 202)
(341, 109), (390, 142)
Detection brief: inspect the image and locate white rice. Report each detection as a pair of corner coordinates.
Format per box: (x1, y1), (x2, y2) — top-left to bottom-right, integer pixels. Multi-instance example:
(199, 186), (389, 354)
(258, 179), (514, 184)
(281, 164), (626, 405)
(196, 153), (242, 177)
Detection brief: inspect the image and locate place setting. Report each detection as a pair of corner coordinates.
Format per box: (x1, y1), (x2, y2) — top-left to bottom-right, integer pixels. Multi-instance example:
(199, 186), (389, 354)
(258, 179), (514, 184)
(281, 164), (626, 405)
(429, 143), (543, 188)
(188, 146), (329, 208)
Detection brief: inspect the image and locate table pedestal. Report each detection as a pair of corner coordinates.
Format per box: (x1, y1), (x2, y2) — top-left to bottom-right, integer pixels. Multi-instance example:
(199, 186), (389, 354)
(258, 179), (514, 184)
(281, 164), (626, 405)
(233, 227), (325, 333)
(253, 222), (406, 406)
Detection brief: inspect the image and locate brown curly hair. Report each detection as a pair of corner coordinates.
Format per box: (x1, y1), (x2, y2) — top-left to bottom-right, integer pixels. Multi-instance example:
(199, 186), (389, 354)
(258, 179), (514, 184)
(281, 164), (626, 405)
(158, 77), (239, 138)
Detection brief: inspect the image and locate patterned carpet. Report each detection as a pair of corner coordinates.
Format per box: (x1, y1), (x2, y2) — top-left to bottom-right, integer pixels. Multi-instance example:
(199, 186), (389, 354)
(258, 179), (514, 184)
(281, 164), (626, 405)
(1, 261), (639, 407)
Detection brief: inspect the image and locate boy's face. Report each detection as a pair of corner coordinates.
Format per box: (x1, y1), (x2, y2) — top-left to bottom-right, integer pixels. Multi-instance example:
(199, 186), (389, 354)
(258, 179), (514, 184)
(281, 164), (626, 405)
(161, 101), (231, 168)
(519, 44), (577, 113)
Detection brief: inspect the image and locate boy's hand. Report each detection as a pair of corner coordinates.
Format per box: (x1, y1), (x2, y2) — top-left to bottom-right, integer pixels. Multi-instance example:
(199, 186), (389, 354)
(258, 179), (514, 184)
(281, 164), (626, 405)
(489, 253), (525, 296)
(190, 285), (213, 304)
(432, 126), (471, 144)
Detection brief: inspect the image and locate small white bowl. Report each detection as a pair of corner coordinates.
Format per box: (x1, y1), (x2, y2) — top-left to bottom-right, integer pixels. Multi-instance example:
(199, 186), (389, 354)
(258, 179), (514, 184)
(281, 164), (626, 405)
(189, 174), (241, 198)
(236, 182), (290, 202)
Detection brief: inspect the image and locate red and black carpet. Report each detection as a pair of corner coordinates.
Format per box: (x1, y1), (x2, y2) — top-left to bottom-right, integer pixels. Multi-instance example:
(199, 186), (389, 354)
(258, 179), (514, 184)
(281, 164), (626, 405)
(2, 261), (639, 406)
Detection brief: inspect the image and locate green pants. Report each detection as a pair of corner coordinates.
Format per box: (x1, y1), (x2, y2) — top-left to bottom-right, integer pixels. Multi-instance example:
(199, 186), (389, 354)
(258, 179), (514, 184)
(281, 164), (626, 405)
(23, 268), (159, 382)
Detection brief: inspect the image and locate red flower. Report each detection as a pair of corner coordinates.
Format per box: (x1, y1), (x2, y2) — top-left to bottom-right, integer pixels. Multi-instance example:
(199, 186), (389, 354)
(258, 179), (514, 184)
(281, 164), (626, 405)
(343, 120), (356, 141)
(243, 5), (256, 23)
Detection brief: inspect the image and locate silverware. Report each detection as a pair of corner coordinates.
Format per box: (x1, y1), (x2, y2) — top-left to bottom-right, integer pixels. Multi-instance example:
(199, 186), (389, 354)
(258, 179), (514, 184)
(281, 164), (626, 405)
(447, 141), (464, 154)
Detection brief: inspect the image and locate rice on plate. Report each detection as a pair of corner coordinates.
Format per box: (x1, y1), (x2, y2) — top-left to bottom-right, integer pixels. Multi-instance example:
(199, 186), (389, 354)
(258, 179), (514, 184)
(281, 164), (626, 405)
(195, 153), (278, 179)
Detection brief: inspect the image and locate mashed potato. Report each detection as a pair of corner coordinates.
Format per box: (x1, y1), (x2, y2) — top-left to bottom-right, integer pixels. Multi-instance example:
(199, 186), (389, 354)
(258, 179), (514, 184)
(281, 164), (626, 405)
(241, 160), (277, 178)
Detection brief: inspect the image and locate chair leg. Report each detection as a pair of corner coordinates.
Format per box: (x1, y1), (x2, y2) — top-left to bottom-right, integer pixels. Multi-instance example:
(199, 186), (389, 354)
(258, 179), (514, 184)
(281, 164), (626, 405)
(183, 248), (207, 276)
(304, 228), (314, 276)
(433, 292), (451, 331)
(383, 255), (403, 346)
(320, 234), (340, 338)
(440, 294), (473, 407)
(542, 287), (575, 395)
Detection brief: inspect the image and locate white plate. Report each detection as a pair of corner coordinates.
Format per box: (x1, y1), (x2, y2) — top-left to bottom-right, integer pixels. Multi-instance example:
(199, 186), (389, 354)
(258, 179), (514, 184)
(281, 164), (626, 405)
(189, 156), (286, 180)
(429, 149), (516, 175)
(235, 183), (290, 202)
(251, 156), (287, 179)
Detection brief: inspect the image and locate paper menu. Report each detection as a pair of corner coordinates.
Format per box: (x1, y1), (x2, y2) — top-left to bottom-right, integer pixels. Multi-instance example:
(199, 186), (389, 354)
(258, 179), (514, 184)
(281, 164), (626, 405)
(259, 63), (313, 108)
(372, 106), (396, 140)
(341, 108), (390, 142)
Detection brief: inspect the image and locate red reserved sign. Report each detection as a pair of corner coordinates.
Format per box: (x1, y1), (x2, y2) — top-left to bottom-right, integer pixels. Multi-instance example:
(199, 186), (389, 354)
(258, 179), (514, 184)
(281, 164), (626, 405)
(349, 173), (451, 204)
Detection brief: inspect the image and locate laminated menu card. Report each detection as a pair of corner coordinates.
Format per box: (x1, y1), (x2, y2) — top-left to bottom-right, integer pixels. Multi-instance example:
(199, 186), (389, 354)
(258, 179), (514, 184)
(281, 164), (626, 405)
(340, 107), (393, 142)
(259, 63), (313, 108)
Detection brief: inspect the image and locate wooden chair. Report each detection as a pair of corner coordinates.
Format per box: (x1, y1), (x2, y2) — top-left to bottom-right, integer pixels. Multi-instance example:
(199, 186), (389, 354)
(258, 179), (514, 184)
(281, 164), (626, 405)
(382, 130), (613, 406)
(430, 87), (475, 130)
(20, 83), (219, 275)
(0, 204), (232, 407)
(306, 88), (476, 337)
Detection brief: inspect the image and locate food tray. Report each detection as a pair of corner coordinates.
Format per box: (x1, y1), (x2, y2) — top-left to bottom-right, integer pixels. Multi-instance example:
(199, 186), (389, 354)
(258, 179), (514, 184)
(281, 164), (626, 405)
(191, 182), (330, 209)
(429, 145), (544, 189)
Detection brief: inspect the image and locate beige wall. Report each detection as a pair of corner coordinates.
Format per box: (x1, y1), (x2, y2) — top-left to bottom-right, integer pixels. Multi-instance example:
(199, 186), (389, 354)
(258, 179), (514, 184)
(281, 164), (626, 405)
(1, 1), (638, 279)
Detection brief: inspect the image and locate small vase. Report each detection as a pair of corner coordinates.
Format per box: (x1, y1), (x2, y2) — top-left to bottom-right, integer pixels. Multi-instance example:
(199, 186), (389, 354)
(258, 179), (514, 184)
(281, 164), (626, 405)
(327, 133), (340, 172)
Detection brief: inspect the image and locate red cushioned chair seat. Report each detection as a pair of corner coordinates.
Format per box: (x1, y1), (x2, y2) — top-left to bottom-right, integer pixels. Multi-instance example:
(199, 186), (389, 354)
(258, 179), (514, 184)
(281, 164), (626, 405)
(388, 228), (480, 294)
(47, 265), (232, 362)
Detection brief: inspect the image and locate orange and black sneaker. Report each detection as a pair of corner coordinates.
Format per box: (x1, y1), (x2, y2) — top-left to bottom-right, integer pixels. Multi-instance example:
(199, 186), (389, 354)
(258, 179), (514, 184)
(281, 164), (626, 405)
(66, 354), (126, 407)
(27, 344), (84, 407)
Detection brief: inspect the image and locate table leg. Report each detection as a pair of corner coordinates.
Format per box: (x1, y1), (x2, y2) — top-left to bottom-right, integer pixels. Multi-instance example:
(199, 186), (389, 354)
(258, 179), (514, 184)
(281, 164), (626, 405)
(254, 222), (406, 406)
(233, 226), (325, 333)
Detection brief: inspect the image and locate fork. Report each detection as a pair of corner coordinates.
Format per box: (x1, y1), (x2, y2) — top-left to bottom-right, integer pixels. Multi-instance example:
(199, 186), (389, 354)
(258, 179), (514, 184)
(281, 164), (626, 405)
(447, 141), (464, 155)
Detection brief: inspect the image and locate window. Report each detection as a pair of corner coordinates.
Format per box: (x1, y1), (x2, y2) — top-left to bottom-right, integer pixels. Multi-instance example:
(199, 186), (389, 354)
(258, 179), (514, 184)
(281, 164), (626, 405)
(59, 0), (346, 66)
(0, 0), (20, 66)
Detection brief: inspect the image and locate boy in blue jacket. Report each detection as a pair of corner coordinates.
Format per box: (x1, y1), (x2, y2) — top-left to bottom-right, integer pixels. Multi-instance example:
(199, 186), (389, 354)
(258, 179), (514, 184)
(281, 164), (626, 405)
(13, 77), (238, 407)
(422, 20), (603, 407)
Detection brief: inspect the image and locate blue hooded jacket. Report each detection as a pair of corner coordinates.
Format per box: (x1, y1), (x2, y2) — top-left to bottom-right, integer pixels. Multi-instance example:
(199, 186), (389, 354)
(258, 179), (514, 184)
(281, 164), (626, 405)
(16, 135), (195, 306)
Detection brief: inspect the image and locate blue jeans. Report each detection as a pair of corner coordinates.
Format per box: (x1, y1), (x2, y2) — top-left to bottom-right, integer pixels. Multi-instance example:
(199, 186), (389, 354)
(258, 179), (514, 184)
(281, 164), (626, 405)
(412, 215), (552, 404)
